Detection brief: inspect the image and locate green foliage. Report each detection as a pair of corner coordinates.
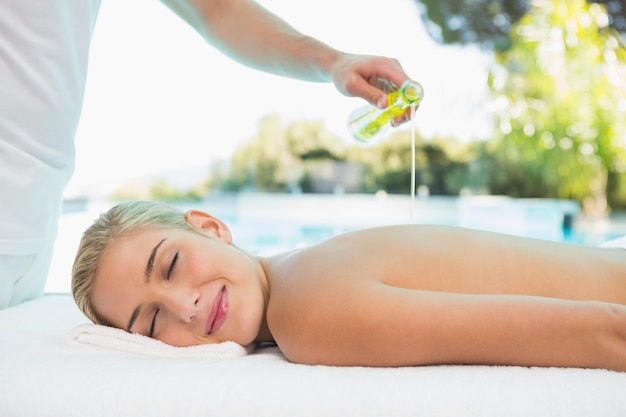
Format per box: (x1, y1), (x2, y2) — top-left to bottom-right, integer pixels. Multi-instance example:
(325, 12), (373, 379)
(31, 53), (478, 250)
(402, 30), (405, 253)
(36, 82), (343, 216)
(418, 0), (528, 51)
(148, 179), (208, 202)
(487, 0), (626, 208)
(217, 115), (472, 195)
(222, 115), (345, 192)
(149, 180), (189, 201)
(346, 131), (468, 195)
(110, 178), (209, 202)
(417, 0), (625, 51)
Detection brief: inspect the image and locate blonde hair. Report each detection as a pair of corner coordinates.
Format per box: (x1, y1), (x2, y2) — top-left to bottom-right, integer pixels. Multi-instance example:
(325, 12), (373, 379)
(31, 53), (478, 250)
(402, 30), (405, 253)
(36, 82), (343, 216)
(71, 201), (195, 325)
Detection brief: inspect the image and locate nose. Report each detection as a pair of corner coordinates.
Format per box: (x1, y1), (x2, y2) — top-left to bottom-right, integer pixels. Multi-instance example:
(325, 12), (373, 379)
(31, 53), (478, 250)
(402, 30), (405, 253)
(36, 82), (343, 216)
(161, 286), (201, 323)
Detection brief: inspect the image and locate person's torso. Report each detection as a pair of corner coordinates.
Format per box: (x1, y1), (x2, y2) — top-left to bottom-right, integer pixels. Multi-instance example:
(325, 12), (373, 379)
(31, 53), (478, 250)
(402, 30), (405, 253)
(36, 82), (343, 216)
(0, 0), (101, 253)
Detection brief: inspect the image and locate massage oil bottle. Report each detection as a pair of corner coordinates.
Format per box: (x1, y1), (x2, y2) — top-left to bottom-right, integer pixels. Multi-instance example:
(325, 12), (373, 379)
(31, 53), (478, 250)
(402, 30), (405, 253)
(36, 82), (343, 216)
(347, 79), (424, 143)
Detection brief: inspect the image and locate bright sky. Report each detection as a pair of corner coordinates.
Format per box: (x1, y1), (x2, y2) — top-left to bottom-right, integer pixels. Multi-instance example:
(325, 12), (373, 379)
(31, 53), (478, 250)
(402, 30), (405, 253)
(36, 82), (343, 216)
(65, 0), (491, 197)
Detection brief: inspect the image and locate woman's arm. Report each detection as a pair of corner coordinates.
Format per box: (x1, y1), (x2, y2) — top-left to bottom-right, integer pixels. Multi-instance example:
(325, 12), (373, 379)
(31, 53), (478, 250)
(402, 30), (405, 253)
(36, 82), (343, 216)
(275, 284), (626, 371)
(159, 0), (411, 108)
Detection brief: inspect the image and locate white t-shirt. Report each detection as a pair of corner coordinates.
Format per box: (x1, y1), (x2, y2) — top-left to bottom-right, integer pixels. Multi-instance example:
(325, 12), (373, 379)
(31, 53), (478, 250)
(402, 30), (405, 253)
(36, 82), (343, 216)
(0, 0), (101, 255)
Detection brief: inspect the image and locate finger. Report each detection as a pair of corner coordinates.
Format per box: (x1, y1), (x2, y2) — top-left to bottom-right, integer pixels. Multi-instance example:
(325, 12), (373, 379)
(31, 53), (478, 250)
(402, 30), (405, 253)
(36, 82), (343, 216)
(349, 77), (389, 109)
(372, 58), (410, 92)
(390, 106), (418, 127)
(372, 77), (398, 93)
(390, 116), (408, 128)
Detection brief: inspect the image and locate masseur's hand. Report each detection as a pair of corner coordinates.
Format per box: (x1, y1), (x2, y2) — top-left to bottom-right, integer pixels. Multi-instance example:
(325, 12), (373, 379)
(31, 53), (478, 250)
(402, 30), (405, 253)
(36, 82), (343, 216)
(161, 0), (417, 127)
(330, 53), (415, 127)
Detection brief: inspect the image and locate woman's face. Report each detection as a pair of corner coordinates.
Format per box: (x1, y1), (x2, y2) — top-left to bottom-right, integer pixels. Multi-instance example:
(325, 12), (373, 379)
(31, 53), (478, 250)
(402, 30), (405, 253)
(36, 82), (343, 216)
(90, 210), (269, 347)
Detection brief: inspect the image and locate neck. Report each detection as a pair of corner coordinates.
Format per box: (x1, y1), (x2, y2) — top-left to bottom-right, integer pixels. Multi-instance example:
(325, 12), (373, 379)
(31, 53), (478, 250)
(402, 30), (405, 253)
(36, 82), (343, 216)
(252, 254), (275, 343)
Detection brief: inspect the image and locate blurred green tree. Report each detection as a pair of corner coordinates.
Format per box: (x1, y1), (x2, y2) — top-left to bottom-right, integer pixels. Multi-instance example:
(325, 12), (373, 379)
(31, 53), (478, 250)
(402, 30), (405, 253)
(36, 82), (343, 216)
(148, 179), (207, 202)
(224, 115), (299, 192)
(223, 115), (346, 192)
(347, 130), (468, 195)
(219, 114), (473, 195)
(487, 0), (626, 211)
(417, 0), (625, 51)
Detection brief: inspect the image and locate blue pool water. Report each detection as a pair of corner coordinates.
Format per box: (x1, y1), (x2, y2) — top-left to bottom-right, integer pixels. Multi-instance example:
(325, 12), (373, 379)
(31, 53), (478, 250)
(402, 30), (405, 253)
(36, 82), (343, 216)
(173, 193), (619, 253)
(47, 193), (624, 294)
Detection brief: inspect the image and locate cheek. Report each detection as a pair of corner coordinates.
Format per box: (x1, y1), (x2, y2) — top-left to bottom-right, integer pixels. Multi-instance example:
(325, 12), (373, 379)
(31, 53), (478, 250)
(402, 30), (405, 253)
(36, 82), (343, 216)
(159, 330), (200, 347)
(90, 285), (125, 328)
(232, 287), (265, 333)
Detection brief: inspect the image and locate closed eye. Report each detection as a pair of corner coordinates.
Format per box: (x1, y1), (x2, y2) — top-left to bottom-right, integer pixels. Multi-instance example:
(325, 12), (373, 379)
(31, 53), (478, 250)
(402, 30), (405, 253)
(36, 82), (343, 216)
(148, 308), (159, 338)
(166, 252), (178, 280)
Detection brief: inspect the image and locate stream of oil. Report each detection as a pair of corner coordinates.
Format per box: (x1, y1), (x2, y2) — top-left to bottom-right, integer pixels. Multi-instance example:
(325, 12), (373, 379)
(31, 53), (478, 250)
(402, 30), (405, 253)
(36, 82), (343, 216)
(410, 103), (417, 221)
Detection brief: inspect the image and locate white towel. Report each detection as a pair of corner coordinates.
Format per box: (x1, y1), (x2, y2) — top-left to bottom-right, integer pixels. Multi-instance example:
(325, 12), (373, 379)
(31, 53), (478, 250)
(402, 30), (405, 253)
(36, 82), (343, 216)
(600, 235), (626, 249)
(66, 323), (252, 358)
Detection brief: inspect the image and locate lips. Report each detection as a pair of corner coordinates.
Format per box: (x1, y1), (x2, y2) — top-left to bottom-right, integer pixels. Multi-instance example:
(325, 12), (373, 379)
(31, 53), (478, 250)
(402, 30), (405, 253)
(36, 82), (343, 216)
(206, 287), (228, 335)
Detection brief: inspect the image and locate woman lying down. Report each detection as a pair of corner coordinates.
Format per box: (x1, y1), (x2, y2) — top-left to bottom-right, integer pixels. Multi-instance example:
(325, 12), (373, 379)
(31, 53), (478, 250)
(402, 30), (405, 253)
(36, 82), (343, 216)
(72, 201), (626, 371)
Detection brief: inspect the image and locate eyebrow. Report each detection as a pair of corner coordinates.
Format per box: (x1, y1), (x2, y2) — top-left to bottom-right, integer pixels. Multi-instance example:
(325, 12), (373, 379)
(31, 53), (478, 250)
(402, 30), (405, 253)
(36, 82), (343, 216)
(145, 238), (167, 280)
(126, 238), (167, 333)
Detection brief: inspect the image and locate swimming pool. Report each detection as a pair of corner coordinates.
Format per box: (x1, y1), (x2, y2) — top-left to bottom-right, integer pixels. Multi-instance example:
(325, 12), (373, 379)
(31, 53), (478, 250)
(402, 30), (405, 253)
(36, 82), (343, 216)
(46, 193), (623, 294)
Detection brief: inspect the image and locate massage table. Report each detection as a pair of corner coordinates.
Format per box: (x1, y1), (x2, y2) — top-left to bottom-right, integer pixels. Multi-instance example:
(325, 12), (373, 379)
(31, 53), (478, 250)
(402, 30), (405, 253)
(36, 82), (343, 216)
(1, 293), (625, 417)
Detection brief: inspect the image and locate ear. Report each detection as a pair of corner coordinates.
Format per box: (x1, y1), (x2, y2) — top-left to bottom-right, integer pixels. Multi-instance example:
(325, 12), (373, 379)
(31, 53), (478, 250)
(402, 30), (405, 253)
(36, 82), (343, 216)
(184, 210), (232, 244)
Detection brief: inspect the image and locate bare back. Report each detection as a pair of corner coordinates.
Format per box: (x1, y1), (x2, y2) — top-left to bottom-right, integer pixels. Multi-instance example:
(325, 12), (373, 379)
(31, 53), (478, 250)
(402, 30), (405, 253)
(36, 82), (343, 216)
(261, 225), (626, 368)
(266, 225), (626, 303)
